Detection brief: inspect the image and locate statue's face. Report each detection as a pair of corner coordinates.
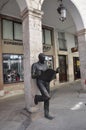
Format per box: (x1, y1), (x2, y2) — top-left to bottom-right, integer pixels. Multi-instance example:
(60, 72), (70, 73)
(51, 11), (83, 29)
(39, 53), (45, 63)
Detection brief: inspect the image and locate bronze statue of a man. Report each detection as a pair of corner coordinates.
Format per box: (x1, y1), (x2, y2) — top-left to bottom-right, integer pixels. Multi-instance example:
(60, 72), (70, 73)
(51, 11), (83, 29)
(31, 53), (56, 120)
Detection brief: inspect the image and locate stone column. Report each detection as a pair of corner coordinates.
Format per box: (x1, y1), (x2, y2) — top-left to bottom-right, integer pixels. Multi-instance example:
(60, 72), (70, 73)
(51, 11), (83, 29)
(77, 29), (86, 90)
(21, 8), (43, 110)
(0, 18), (4, 96)
(68, 54), (74, 82)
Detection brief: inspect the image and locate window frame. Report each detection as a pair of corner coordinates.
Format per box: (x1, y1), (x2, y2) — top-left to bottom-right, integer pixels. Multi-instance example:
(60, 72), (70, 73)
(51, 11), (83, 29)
(74, 35), (78, 48)
(42, 26), (54, 45)
(2, 18), (22, 41)
(58, 32), (67, 51)
(2, 19), (13, 40)
(13, 22), (22, 41)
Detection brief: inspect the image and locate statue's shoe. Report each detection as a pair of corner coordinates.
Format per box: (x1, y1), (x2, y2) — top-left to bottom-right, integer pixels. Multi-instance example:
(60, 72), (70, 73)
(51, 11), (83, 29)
(34, 95), (38, 105)
(45, 114), (55, 120)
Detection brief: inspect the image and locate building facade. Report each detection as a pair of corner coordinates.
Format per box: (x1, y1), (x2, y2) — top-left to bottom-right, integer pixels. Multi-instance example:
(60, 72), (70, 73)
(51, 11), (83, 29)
(0, 0), (86, 111)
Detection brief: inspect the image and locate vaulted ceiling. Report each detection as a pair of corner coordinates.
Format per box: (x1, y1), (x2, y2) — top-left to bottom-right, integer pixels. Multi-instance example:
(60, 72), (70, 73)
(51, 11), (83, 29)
(0, 0), (20, 18)
(42, 0), (76, 34)
(0, 0), (76, 34)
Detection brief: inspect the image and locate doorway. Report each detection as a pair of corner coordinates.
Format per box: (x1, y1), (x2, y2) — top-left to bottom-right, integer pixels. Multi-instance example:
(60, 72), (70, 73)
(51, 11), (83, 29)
(59, 55), (67, 82)
(73, 57), (81, 80)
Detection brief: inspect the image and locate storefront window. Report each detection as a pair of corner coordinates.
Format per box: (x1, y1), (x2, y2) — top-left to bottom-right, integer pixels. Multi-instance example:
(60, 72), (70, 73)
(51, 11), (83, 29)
(3, 54), (24, 83)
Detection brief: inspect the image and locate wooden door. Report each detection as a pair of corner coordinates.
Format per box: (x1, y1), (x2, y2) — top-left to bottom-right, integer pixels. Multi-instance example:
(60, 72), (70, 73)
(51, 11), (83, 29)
(59, 55), (67, 82)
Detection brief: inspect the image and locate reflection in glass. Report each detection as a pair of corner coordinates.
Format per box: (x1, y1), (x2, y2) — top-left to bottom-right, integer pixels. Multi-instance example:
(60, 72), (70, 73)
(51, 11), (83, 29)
(3, 54), (24, 83)
(3, 19), (13, 40)
(45, 56), (53, 69)
(14, 23), (22, 40)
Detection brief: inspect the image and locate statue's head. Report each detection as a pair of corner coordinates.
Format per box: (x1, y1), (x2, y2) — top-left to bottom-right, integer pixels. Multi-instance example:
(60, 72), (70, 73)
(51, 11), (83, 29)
(38, 53), (45, 63)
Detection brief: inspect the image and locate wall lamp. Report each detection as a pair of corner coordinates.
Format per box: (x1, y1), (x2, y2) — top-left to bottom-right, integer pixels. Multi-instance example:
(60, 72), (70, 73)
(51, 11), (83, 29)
(57, 0), (66, 22)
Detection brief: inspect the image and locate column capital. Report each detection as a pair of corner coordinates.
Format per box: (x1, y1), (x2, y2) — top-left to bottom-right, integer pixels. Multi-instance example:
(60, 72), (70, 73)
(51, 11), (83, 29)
(77, 29), (86, 36)
(21, 7), (43, 20)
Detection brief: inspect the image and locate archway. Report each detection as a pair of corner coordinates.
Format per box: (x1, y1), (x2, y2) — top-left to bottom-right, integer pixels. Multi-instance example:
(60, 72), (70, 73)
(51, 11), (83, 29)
(41, 0), (86, 89)
(0, 0), (24, 96)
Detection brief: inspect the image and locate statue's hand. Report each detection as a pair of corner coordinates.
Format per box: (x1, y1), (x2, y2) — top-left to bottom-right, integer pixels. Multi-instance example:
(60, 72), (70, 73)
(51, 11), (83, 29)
(56, 67), (60, 73)
(31, 70), (41, 79)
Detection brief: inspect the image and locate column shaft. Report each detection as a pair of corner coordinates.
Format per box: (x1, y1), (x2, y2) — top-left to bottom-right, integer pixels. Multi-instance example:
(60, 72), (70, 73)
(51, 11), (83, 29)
(77, 29), (86, 89)
(22, 8), (43, 109)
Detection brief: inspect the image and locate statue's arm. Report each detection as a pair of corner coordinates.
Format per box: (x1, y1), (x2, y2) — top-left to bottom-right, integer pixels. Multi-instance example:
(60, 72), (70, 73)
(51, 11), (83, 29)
(31, 63), (41, 79)
(56, 67), (60, 73)
(31, 64), (37, 79)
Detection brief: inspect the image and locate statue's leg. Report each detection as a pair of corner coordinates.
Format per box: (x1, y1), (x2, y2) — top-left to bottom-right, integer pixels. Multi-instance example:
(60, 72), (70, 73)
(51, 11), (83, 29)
(34, 80), (50, 105)
(44, 82), (50, 117)
(44, 82), (54, 120)
(44, 99), (49, 115)
(34, 95), (45, 105)
(37, 80), (50, 99)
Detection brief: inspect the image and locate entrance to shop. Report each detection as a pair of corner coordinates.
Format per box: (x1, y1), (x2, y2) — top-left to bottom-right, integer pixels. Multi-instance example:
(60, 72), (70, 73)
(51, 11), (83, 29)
(73, 57), (81, 80)
(59, 55), (67, 82)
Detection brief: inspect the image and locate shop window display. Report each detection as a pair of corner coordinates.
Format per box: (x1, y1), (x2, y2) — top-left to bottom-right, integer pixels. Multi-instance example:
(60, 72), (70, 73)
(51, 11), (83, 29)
(3, 54), (24, 83)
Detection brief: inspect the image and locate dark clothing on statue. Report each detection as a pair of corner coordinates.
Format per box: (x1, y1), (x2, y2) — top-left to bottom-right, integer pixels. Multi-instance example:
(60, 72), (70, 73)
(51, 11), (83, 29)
(31, 53), (55, 120)
(31, 61), (50, 117)
(37, 79), (50, 116)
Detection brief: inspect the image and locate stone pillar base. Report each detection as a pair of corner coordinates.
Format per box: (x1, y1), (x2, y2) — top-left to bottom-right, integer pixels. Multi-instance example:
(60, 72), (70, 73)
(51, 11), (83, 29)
(0, 90), (4, 96)
(28, 106), (40, 113)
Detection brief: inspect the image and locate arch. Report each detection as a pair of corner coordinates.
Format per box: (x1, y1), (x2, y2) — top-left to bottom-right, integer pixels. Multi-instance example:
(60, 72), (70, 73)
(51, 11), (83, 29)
(41, 0), (84, 32)
(16, 0), (85, 31)
(16, 0), (30, 12)
(16, 0), (43, 12)
(63, 0), (84, 31)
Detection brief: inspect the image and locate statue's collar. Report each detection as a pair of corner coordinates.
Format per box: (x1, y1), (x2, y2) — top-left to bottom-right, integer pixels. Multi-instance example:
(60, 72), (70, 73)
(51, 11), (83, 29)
(38, 61), (44, 65)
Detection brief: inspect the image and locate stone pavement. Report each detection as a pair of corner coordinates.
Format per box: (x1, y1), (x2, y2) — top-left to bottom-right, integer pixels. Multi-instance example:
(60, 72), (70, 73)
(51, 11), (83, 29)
(0, 95), (32, 130)
(1, 80), (86, 130)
